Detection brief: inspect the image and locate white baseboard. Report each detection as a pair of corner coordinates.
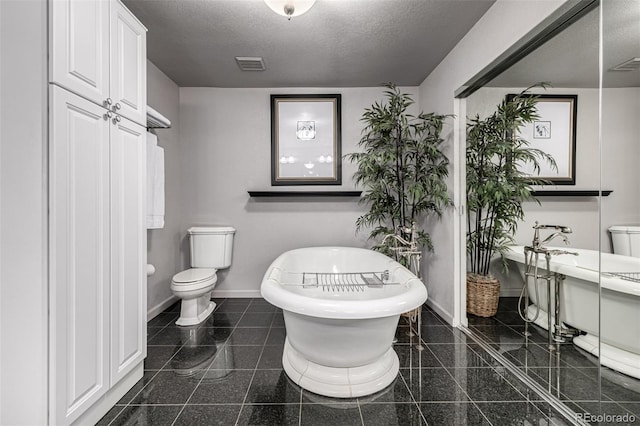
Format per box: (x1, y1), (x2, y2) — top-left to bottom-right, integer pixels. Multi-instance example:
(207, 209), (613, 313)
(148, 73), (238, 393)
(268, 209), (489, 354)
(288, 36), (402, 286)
(211, 289), (262, 298)
(147, 295), (179, 321)
(426, 298), (453, 325)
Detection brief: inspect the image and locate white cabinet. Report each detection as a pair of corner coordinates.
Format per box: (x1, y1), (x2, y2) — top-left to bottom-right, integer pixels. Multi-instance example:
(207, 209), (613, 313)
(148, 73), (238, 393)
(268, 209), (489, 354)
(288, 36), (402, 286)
(110, 0), (147, 126)
(50, 0), (110, 107)
(51, 0), (147, 126)
(49, 82), (146, 425)
(49, 86), (111, 426)
(109, 113), (147, 385)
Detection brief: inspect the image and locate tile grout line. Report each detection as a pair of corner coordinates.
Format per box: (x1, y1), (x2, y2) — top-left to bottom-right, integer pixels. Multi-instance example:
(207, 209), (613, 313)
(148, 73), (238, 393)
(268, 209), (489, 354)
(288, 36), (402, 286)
(397, 371), (429, 425)
(420, 330), (495, 426)
(114, 301), (605, 425)
(463, 341), (555, 422)
(399, 328), (455, 426)
(476, 309), (638, 412)
(136, 310), (185, 425)
(233, 299), (274, 426)
(110, 306), (191, 426)
(464, 332), (586, 415)
(298, 374), (303, 426)
(461, 325), (588, 425)
(104, 405), (127, 426)
(356, 398), (365, 426)
(171, 298), (249, 426)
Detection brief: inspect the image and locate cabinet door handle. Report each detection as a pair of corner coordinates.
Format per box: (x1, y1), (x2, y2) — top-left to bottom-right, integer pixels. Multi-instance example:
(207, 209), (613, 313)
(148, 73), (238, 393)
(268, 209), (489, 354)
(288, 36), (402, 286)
(112, 115), (122, 125)
(112, 103), (122, 111)
(104, 98), (113, 107)
(103, 111), (113, 120)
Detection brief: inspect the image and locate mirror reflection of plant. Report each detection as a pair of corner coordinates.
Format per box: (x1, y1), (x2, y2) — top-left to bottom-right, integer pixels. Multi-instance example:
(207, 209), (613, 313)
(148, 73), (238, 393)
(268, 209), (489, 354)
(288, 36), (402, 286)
(466, 84), (556, 276)
(346, 83), (452, 258)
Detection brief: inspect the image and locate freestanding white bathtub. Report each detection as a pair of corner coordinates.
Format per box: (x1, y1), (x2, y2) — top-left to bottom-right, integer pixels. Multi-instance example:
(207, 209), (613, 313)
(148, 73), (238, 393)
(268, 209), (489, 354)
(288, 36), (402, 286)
(505, 245), (640, 379)
(260, 246), (427, 398)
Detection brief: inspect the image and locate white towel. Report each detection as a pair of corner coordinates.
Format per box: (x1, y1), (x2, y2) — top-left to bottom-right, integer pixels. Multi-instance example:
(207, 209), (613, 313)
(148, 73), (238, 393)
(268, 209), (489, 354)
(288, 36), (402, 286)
(146, 132), (165, 229)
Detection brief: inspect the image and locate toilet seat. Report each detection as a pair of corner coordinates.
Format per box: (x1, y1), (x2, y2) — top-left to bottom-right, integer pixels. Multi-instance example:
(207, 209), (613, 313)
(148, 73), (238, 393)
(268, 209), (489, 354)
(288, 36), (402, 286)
(171, 268), (217, 292)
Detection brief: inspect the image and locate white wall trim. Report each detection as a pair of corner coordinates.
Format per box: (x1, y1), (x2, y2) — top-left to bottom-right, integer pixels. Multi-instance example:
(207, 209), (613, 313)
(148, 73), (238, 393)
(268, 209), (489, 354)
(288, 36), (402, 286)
(147, 295), (179, 321)
(452, 97), (466, 328)
(426, 298), (453, 325)
(211, 289), (262, 299)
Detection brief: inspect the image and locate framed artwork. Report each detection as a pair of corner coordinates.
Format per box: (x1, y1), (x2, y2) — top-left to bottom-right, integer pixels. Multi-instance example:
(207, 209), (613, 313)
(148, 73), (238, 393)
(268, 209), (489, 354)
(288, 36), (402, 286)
(270, 94), (342, 185)
(507, 94), (577, 185)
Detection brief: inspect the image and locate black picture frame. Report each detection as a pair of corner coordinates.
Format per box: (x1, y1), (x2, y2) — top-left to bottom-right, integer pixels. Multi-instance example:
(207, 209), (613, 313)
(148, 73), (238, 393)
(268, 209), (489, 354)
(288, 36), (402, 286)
(506, 93), (577, 185)
(270, 94), (342, 186)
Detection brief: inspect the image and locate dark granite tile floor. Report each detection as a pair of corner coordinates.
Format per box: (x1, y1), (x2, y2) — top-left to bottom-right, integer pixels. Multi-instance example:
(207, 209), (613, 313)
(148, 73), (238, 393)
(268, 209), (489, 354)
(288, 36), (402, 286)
(98, 298), (583, 425)
(468, 297), (640, 425)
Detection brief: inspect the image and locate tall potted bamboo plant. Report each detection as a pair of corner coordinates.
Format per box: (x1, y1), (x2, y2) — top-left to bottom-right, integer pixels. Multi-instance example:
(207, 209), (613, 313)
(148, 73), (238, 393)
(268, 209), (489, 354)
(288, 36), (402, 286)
(466, 88), (555, 317)
(346, 83), (452, 270)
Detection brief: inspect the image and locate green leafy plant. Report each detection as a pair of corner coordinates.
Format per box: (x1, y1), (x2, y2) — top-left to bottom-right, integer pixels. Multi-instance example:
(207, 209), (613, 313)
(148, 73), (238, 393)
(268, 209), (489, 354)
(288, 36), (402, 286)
(346, 83), (452, 256)
(466, 87), (556, 276)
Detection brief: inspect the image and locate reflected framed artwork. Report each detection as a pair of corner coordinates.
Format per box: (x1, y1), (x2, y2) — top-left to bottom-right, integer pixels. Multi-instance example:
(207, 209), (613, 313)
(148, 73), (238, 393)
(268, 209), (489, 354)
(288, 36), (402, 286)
(270, 94), (342, 185)
(507, 94), (577, 185)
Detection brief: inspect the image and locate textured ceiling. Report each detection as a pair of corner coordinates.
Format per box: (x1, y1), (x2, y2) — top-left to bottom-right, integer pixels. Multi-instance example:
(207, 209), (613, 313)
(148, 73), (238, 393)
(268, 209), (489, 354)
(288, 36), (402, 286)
(487, 1), (640, 88)
(123, 0), (495, 88)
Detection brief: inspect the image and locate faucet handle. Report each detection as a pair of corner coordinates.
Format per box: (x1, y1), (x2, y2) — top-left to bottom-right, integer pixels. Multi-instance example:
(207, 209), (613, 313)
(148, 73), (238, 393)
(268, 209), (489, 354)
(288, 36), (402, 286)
(533, 223), (572, 233)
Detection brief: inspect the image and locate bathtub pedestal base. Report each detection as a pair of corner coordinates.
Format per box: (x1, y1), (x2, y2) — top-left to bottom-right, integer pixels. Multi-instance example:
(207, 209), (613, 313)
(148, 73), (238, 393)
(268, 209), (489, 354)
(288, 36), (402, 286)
(282, 338), (399, 398)
(574, 334), (640, 380)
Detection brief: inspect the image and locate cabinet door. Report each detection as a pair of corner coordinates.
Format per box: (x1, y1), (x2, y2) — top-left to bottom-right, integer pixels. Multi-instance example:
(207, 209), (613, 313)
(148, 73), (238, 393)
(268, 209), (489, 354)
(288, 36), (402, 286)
(110, 0), (147, 126)
(50, 0), (110, 107)
(110, 115), (147, 385)
(49, 86), (110, 425)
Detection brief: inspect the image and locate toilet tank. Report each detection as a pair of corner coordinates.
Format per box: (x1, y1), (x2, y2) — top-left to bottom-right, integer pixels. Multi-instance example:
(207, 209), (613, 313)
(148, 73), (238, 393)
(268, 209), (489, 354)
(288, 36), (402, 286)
(608, 225), (640, 257)
(188, 226), (236, 268)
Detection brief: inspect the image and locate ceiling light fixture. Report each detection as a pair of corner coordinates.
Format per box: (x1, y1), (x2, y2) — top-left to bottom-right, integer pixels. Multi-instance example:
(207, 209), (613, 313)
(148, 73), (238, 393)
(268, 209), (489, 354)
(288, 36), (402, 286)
(264, 0), (316, 20)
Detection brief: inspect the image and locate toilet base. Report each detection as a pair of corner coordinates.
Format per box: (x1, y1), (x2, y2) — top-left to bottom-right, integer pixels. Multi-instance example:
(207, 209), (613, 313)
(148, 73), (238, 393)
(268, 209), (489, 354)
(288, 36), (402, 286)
(176, 293), (216, 326)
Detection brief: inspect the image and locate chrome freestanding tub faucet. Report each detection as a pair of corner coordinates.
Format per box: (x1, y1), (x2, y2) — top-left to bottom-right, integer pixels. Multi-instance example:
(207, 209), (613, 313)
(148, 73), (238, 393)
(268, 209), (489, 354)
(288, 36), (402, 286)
(520, 222), (578, 349)
(532, 222), (572, 249)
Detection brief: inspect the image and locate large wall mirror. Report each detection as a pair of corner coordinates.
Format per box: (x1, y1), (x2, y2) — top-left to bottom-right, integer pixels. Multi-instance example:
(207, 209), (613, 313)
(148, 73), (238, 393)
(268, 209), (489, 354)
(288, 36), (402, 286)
(457, 0), (640, 422)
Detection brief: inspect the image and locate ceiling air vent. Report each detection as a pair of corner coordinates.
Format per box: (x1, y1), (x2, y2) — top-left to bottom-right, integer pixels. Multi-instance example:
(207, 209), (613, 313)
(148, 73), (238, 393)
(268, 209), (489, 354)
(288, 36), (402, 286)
(610, 57), (640, 71)
(235, 56), (266, 71)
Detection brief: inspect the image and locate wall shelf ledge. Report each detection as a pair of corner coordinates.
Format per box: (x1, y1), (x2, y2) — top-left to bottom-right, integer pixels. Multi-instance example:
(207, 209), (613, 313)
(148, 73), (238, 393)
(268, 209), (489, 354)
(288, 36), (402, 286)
(531, 190), (612, 197)
(248, 190), (362, 197)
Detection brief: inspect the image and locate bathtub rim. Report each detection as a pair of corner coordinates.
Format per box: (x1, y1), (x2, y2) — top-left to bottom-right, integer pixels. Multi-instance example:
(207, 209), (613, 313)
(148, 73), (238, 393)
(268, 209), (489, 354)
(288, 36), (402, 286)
(260, 246), (428, 320)
(505, 245), (640, 296)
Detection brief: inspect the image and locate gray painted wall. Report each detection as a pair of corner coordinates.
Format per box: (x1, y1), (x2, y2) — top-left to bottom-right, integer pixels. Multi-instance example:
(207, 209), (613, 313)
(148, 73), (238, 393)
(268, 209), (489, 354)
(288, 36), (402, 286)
(418, 0), (567, 324)
(146, 61), (186, 318)
(0, 1), (48, 424)
(601, 88), (640, 248)
(178, 87), (419, 297)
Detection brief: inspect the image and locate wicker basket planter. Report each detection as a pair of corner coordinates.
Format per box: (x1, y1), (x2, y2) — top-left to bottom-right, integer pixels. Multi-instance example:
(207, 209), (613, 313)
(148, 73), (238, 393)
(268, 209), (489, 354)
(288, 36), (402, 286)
(466, 273), (500, 317)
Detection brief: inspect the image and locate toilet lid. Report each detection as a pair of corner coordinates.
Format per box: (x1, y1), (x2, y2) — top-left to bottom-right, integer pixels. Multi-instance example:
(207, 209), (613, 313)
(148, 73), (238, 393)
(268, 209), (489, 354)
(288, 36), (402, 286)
(172, 268), (217, 285)
(609, 225), (640, 234)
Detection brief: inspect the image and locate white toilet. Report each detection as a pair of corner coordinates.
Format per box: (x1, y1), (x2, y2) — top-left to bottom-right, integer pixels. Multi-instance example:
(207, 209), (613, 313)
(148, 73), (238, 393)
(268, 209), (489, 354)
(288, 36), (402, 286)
(608, 225), (640, 257)
(171, 226), (236, 326)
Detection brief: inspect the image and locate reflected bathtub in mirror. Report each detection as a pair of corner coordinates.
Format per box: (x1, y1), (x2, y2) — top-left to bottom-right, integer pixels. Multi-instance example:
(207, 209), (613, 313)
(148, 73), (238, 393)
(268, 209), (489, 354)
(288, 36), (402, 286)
(505, 245), (640, 379)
